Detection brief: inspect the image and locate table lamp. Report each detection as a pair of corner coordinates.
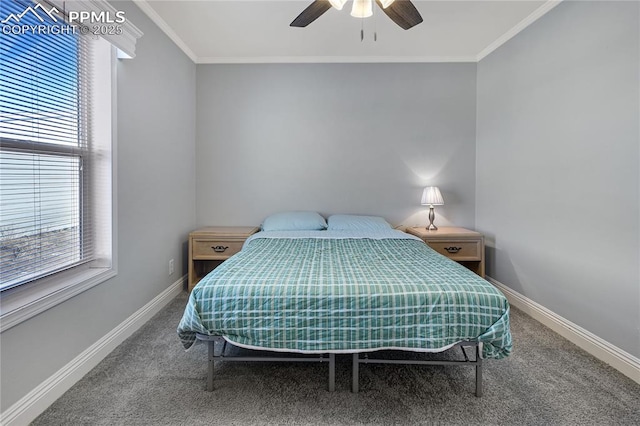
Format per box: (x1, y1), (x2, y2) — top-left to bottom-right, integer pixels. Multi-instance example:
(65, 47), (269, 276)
(421, 186), (444, 231)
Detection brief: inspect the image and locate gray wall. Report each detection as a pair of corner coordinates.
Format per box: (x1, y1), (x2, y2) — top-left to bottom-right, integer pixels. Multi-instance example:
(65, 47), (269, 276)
(3, 0), (638, 414)
(476, 1), (639, 357)
(195, 63), (477, 228)
(0, 1), (197, 411)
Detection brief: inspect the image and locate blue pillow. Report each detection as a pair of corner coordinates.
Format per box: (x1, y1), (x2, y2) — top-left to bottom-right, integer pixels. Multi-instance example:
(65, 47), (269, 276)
(327, 214), (392, 231)
(261, 211), (327, 231)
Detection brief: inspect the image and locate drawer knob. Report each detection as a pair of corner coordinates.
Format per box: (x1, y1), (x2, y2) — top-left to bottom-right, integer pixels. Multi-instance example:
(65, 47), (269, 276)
(212, 245), (229, 253)
(444, 246), (461, 254)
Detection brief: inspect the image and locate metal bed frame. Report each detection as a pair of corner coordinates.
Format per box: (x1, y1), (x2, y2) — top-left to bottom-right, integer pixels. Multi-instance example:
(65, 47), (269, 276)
(196, 334), (336, 392)
(352, 341), (483, 397)
(197, 334), (482, 396)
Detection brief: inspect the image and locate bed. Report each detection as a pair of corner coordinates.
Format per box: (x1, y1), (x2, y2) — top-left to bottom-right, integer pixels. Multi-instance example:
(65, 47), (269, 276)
(178, 215), (512, 395)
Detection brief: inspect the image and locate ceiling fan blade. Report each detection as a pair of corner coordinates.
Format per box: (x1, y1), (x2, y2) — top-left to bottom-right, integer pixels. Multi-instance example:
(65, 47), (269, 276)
(376, 0), (423, 30)
(290, 0), (332, 27)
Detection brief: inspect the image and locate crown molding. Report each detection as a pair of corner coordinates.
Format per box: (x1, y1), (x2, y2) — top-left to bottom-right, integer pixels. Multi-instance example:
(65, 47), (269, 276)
(195, 55), (478, 64)
(476, 0), (563, 62)
(134, 0), (562, 65)
(132, 0), (197, 63)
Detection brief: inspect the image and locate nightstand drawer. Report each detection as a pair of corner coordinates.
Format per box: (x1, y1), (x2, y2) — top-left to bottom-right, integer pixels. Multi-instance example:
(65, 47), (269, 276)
(406, 227), (485, 277)
(192, 239), (244, 259)
(427, 241), (481, 261)
(188, 226), (259, 292)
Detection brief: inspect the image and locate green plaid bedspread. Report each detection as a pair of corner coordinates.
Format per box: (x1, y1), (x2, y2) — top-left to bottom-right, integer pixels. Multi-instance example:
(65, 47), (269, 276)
(177, 232), (512, 359)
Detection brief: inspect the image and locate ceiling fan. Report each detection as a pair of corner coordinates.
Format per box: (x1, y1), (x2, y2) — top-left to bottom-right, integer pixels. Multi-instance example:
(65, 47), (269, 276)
(291, 0), (423, 30)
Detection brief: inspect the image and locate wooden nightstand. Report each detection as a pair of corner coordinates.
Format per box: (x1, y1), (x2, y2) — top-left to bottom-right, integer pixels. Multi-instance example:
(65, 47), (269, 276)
(405, 227), (485, 278)
(188, 226), (259, 292)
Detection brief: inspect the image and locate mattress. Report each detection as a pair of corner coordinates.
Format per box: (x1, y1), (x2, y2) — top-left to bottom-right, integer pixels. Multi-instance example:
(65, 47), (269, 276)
(177, 230), (512, 359)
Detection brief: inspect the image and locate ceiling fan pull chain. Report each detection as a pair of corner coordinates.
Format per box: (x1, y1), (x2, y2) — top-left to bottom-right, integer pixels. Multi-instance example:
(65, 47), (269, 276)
(373, 1), (377, 41)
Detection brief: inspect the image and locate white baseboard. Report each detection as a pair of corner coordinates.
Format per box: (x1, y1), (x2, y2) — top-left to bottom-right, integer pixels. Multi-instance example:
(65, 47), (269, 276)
(0, 276), (185, 426)
(488, 277), (640, 385)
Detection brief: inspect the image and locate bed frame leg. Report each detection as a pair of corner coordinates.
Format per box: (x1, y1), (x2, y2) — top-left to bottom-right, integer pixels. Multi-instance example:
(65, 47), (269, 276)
(328, 353), (336, 392)
(207, 340), (215, 392)
(352, 353), (359, 393)
(475, 344), (483, 397)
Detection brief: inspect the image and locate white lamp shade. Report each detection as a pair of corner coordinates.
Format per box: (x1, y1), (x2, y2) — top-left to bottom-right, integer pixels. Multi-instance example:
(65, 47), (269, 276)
(351, 0), (373, 18)
(421, 187), (444, 206)
(329, 0), (348, 10)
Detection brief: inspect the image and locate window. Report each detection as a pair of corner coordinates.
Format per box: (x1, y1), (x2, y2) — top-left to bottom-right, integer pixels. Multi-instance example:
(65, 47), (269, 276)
(0, 0), (120, 329)
(0, 0), (93, 289)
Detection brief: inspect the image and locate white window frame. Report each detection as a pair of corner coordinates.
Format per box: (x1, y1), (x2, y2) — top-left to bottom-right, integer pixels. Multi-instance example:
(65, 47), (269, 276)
(0, 41), (118, 333)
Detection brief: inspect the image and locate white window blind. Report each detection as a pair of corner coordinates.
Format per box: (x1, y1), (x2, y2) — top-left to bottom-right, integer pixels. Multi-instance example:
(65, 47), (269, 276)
(0, 0), (93, 290)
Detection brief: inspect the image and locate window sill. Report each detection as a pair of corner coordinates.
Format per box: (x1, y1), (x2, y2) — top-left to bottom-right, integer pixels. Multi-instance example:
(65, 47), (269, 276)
(0, 265), (116, 333)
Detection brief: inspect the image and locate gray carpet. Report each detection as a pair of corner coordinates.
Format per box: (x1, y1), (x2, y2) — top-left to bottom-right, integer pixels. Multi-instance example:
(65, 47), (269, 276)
(33, 293), (640, 425)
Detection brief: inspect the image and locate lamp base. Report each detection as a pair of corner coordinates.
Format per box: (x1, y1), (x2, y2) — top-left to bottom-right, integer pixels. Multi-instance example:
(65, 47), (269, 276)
(426, 206), (438, 231)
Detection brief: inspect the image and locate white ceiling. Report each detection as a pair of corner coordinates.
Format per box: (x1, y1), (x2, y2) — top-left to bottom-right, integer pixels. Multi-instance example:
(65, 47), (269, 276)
(133, 0), (561, 63)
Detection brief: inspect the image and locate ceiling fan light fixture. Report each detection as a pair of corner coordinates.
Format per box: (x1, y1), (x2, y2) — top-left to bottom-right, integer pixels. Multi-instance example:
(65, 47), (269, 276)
(328, 0), (348, 10)
(290, 0), (422, 29)
(351, 0), (373, 18)
(379, 0), (395, 8)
